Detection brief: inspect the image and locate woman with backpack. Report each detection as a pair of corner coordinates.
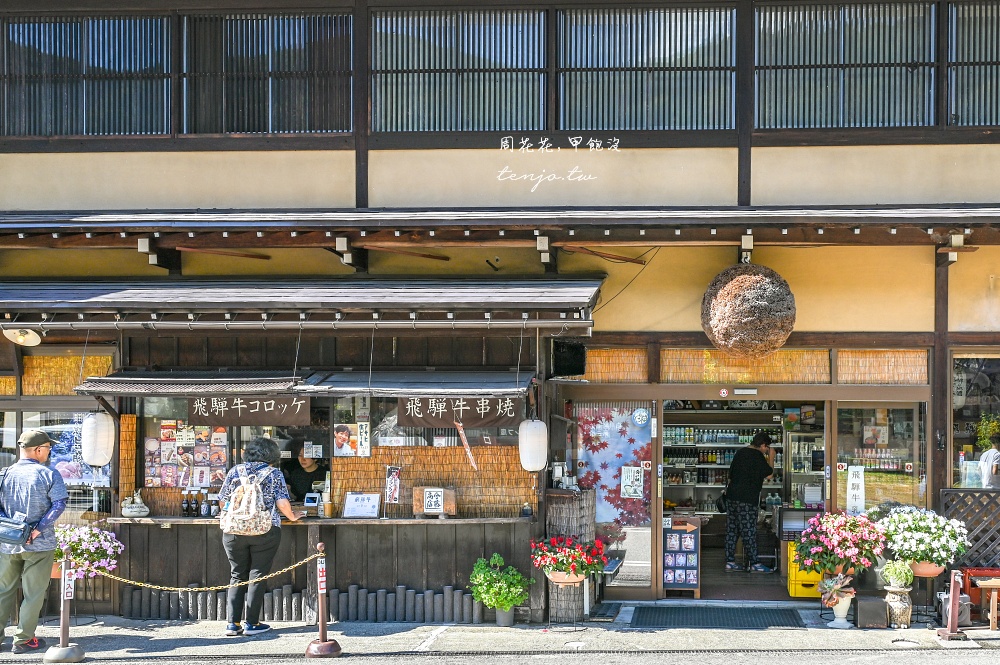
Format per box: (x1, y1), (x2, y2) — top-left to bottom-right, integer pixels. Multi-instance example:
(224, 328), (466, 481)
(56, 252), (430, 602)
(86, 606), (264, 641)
(218, 437), (304, 637)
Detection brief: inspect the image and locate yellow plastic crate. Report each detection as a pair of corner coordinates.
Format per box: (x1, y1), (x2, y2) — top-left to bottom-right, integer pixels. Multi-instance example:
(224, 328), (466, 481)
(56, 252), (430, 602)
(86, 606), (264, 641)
(786, 542), (823, 584)
(788, 579), (821, 598)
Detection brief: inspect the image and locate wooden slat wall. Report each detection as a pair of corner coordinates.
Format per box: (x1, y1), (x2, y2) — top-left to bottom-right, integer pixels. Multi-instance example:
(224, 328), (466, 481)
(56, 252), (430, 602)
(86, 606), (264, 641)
(112, 521), (537, 604)
(327, 446), (536, 519)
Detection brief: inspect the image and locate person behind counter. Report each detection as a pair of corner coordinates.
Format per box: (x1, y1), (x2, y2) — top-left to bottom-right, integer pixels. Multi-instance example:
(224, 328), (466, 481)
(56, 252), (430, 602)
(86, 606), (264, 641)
(218, 436), (304, 638)
(283, 440), (328, 502)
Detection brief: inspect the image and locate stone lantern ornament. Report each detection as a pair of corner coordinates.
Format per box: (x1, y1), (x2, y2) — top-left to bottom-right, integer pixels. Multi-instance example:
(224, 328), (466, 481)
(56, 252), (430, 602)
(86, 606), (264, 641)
(701, 263), (796, 357)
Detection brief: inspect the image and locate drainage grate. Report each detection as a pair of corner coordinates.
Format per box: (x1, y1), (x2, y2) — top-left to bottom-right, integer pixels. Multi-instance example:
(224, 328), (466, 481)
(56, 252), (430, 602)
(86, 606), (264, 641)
(630, 606), (804, 629)
(589, 602), (621, 621)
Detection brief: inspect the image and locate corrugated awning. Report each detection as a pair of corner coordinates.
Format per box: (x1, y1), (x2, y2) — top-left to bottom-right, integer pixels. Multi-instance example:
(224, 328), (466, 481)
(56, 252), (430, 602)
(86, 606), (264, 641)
(296, 371), (536, 397)
(0, 278), (600, 331)
(75, 370), (300, 396)
(0, 278), (600, 312)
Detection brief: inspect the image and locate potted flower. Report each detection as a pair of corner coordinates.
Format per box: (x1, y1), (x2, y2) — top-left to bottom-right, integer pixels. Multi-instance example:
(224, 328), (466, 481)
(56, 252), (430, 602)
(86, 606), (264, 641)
(881, 559), (914, 589)
(530, 535), (606, 587)
(54, 522), (125, 580)
(819, 573), (856, 628)
(877, 507), (969, 576)
(468, 553), (533, 627)
(793, 512), (885, 575)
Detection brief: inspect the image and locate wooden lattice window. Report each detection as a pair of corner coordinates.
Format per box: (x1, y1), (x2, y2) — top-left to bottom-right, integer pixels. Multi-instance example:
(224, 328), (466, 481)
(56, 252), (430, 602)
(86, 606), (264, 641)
(836, 349), (928, 385)
(660, 348), (831, 384)
(941, 489), (1000, 567)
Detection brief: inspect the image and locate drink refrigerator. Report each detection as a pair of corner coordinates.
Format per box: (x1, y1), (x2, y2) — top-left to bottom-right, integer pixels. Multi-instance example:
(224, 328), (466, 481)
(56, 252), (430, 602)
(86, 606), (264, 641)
(783, 430), (826, 509)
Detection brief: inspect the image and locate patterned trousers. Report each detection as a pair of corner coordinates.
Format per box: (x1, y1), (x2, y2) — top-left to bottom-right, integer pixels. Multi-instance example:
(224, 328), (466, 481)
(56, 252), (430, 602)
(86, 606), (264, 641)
(724, 500), (759, 565)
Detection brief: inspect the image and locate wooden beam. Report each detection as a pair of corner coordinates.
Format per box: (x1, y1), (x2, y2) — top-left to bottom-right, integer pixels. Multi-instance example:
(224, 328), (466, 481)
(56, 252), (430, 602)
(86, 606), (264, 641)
(932, 252), (951, 506)
(173, 246), (270, 260)
(561, 246), (646, 265)
(362, 245), (450, 261)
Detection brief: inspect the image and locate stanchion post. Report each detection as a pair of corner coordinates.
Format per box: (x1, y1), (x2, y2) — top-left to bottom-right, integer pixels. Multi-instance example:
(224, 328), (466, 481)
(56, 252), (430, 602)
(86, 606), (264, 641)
(305, 543), (342, 658)
(937, 569), (967, 641)
(42, 549), (85, 663)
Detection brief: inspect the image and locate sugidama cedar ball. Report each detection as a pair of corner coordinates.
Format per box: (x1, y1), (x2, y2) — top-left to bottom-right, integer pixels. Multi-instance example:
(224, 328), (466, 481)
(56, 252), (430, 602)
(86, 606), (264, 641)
(700, 264), (796, 358)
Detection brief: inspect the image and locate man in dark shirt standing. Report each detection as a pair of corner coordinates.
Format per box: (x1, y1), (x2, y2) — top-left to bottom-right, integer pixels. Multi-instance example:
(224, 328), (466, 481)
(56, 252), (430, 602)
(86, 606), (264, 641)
(724, 431), (775, 573)
(0, 430), (68, 653)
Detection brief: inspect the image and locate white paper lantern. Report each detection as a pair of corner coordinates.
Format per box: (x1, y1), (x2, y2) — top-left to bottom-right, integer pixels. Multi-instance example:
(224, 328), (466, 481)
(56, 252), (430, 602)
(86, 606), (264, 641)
(81, 412), (116, 467)
(518, 419), (548, 472)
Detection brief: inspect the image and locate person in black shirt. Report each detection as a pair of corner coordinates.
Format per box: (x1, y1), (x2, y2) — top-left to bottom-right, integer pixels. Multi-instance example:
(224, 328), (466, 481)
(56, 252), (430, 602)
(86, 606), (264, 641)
(724, 431), (775, 573)
(282, 440), (328, 502)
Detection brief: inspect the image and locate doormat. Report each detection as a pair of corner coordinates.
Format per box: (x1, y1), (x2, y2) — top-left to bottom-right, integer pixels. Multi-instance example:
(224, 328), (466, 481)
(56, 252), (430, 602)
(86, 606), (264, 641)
(588, 602), (621, 621)
(630, 606), (804, 629)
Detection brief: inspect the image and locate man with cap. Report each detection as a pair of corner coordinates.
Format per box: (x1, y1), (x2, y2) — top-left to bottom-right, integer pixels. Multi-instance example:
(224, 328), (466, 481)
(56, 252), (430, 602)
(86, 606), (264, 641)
(0, 430), (68, 653)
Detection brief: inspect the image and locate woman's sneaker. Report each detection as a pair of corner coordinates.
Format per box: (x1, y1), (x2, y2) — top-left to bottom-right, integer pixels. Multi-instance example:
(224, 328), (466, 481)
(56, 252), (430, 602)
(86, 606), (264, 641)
(224, 623), (243, 636)
(749, 563), (774, 574)
(242, 622), (271, 635)
(724, 561), (744, 572)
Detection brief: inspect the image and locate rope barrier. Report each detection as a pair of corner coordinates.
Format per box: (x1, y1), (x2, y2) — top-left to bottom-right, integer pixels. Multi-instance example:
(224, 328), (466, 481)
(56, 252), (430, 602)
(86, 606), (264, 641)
(96, 552), (323, 593)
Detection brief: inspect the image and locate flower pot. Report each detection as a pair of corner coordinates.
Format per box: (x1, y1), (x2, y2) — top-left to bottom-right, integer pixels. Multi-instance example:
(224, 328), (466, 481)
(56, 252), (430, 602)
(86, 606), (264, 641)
(884, 586), (912, 629)
(545, 571), (586, 587)
(495, 607), (515, 627)
(827, 595), (853, 629)
(909, 561), (945, 578)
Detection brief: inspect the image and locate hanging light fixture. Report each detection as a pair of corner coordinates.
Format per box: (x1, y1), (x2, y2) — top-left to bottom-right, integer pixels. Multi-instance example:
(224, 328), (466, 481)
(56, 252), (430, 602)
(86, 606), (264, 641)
(518, 418), (548, 472)
(81, 412), (116, 468)
(2, 329), (41, 347)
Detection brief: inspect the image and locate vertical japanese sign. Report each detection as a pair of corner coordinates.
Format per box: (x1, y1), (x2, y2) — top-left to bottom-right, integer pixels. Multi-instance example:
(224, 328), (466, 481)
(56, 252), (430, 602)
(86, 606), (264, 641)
(317, 557), (327, 594)
(385, 466), (402, 504)
(62, 567), (75, 600)
(846, 466), (866, 515)
(188, 396), (310, 426)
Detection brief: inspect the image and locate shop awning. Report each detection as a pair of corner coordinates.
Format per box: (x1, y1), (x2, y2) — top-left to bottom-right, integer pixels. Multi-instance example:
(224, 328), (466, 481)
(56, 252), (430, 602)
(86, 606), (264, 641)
(296, 371), (536, 397)
(0, 278), (600, 331)
(75, 370), (300, 396)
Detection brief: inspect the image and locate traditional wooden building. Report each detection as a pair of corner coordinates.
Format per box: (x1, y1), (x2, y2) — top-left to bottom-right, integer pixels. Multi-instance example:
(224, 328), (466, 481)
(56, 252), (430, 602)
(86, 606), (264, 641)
(0, 0), (998, 612)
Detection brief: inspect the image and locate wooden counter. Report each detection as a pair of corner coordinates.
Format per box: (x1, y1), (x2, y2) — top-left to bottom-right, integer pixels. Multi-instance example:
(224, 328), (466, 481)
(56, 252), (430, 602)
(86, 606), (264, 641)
(108, 514), (541, 622)
(107, 517), (531, 526)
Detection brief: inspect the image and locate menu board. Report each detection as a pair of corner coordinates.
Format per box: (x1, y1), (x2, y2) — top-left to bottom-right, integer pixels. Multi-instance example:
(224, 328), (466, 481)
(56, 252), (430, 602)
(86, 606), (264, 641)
(144, 420), (229, 488)
(662, 517), (701, 596)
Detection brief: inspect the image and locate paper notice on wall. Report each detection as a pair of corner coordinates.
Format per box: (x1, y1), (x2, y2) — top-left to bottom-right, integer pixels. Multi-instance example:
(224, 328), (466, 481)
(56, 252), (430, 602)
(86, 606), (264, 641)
(846, 466), (866, 515)
(621, 466), (644, 499)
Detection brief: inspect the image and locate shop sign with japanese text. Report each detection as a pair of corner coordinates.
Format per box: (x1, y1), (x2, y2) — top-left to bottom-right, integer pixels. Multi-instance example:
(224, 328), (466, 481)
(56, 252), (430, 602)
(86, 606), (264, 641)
(187, 396), (311, 426)
(396, 397), (522, 428)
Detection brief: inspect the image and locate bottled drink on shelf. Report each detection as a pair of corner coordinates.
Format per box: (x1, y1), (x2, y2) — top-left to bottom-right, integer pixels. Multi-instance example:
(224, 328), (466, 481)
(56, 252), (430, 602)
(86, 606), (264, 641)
(180, 491), (189, 517)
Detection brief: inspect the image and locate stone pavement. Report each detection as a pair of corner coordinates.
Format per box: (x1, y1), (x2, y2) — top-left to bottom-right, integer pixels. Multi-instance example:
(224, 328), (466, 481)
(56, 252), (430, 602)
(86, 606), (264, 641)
(5, 601), (998, 660)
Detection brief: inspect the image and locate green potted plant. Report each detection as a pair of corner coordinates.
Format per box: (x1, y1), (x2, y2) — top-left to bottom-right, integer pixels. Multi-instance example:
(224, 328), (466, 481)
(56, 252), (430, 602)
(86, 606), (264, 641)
(881, 559), (914, 589)
(818, 573), (856, 628)
(468, 553), (533, 627)
(977, 413), (1000, 451)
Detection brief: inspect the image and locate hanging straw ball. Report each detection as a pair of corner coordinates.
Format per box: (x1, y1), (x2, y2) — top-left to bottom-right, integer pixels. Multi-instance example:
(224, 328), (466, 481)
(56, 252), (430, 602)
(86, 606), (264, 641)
(701, 264), (796, 357)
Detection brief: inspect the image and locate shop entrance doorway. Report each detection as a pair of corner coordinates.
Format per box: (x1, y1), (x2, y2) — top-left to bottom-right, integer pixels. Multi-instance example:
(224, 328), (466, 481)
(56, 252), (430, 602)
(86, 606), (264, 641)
(661, 399), (826, 602)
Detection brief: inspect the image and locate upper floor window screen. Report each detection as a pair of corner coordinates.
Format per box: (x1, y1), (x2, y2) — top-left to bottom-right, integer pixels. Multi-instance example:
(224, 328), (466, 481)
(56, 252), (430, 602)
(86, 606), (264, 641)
(371, 10), (546, 132)
(948, 2), (1000, 126)
(559, 8), (736, 131)
(183, 14), (353, 134)
(1, 16), (171, 136)
(756, 3), (936, 128)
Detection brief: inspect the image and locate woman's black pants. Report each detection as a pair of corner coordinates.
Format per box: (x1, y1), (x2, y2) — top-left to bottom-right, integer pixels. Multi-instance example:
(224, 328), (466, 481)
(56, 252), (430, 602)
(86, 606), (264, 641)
(222, 526), (282, 625)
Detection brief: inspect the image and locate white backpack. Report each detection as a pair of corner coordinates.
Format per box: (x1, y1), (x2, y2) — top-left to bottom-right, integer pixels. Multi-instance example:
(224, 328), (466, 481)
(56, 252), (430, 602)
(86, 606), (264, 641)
(219, 465), (274, 536)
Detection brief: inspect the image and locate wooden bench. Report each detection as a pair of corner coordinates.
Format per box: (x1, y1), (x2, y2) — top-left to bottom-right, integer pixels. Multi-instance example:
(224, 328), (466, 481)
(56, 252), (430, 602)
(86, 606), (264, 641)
(972, 577), (1000, 631)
